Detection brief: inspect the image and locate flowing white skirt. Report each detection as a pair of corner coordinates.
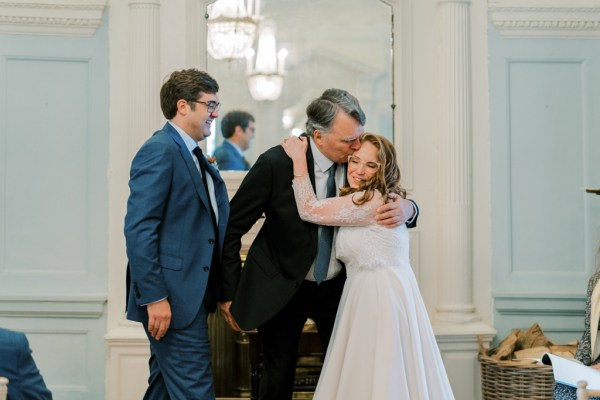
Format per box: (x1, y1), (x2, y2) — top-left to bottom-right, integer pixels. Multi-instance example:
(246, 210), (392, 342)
(312, 265), (455, 400)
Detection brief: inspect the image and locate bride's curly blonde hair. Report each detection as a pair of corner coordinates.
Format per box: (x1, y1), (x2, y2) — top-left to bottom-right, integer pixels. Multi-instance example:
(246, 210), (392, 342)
(339, 133), (406, 205)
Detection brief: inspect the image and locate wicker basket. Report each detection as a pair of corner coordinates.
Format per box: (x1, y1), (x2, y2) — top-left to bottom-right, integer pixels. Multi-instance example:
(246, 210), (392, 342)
(479, 355), (555, 400)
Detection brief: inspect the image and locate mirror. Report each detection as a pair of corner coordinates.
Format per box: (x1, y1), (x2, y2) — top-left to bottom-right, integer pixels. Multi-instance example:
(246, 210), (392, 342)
(206, 0), (394, 170)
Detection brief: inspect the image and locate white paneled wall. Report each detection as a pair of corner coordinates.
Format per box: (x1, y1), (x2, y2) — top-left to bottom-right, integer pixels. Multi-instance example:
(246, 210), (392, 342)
(0, 4), (109, 399)
(3, 1), (600, 399)
(489, 23), (600, 343)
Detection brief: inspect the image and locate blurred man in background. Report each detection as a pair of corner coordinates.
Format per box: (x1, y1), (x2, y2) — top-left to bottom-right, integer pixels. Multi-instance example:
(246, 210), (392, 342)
(213, 110), (255, 170)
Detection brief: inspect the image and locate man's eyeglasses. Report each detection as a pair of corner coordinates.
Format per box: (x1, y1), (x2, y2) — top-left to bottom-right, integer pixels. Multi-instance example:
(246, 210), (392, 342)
(190, 100), (221, 114)
(348, 155), (380, 173)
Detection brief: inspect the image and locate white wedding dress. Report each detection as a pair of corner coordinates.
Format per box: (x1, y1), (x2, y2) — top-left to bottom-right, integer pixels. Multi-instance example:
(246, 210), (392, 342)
(292, 176), (455, 400)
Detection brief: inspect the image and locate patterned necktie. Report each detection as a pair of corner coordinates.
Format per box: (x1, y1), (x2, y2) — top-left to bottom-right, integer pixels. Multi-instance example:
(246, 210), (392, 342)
(314, 163), (337, 284)
(193, 147), (217, 228)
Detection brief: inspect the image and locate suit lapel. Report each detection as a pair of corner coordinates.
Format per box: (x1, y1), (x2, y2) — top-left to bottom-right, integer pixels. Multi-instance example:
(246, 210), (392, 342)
(303, 137), (319, 244)
(303, 135), (347, 187)
(304, 135), (317, 191)
(164, 125), (214, 215)
(197, 148), (229, 230)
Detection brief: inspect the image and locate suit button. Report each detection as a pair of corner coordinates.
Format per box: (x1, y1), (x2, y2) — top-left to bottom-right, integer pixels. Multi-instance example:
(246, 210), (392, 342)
(294, 282), (300, 288)
(209, 239), (215, 244)
(203, 266), (209, 272)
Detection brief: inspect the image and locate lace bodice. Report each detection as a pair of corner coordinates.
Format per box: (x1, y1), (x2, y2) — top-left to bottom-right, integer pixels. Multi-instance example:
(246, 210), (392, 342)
(292, 176), (410, 276)
(336, 224), (409, 277)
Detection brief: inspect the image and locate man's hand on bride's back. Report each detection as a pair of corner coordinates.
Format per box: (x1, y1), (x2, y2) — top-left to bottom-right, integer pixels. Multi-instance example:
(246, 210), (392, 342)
(375, 193), (414, 228)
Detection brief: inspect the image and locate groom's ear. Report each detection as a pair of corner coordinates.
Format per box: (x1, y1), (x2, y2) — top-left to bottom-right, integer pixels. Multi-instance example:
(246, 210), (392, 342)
(176, 99), (190, 116)
(313, 130), (323, 145)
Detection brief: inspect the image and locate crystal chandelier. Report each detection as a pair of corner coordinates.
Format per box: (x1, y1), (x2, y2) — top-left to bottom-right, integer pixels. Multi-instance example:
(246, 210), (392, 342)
(246, 20), (288, 101)
(206, 0), (260, 61)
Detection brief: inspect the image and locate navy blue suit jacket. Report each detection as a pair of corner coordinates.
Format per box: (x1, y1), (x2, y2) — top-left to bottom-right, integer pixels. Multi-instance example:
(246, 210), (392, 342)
(213, 140), (250, 171)
(125, 123), (230, 329)
(0, 328), (52, 400)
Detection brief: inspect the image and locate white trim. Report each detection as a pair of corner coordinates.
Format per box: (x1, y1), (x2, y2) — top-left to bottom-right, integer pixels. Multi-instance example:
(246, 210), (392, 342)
(0, 0), (107, 37)
(494, 294), (586, 315)
(489, 0), (600, 37)
(0, 295), (107, 318)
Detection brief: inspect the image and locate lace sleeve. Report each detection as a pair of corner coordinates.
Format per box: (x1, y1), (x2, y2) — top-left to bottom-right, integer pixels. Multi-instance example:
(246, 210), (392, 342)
(291, 175), (383, 226)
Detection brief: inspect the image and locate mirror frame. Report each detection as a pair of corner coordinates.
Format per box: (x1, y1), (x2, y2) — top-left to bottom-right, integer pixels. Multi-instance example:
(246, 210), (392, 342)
(197, 0), (414, 191)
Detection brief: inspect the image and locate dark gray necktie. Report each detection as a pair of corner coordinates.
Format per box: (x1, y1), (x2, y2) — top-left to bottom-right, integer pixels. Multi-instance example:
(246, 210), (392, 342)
(193, 147), (217, 228)
(314, 163), (337, 284)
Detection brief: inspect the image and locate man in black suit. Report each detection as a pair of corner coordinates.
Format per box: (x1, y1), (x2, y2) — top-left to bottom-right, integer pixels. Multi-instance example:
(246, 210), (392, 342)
(219, 89), (417, 400)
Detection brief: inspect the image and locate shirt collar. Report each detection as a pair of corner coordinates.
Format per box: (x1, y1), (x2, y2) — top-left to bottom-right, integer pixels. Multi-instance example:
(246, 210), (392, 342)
(168, 121), (198, 154)
(226, 139), (244, 156)
(309, 137), (335, 173)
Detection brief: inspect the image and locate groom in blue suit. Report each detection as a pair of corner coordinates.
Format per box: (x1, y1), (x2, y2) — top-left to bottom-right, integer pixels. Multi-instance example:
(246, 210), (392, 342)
(0, 327), (52, 399)
(125, 69), (229, 399)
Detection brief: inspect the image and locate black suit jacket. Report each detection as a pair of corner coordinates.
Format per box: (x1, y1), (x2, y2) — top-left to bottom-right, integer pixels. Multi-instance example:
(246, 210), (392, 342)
(221, 138), (417, 331)
(221, 140), (321, 330)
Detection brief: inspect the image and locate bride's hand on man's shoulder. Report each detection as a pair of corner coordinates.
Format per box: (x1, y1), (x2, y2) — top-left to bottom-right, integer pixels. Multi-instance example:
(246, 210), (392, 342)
(281, 136), (308, 160)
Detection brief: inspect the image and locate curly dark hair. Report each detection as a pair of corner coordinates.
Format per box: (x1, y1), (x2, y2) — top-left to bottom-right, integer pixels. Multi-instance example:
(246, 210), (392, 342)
(160, 69), (219, 119)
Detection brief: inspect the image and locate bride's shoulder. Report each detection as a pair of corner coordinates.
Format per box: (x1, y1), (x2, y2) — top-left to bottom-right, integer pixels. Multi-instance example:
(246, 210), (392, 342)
(373, 189), (386, 203)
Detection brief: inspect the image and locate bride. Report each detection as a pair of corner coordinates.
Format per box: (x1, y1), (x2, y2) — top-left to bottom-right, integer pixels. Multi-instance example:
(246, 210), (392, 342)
(281, 133), (455, 400)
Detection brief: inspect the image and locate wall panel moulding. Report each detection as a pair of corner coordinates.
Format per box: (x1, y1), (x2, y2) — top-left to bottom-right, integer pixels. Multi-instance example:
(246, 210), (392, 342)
(489, 0), (600, 37)
(0, 0), (107, 37)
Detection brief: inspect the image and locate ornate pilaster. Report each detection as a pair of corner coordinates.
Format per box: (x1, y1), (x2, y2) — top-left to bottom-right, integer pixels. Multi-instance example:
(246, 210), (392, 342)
(128, 0), (161, 151)
(187, 0), (209, 69)
(105, 3), (162, 399)
(436, 0), (479, 324)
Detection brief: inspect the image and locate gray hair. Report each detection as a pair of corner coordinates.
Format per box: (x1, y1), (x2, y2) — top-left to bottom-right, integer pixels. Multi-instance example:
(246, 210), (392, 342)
(305, 88), (366, 137)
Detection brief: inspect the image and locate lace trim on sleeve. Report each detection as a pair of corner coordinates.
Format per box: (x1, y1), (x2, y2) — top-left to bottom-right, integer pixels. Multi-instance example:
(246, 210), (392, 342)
(291, 175), (383, 226)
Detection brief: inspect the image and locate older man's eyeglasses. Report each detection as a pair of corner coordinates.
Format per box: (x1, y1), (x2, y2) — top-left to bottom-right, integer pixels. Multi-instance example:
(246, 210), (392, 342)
(190, 100), (221, 114)
(348, 155), (380, 173)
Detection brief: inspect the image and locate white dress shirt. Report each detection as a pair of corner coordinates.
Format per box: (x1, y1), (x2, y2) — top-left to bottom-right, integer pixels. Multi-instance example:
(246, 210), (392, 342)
(168, 121), (219, 223)
(305, 139), (345, 282)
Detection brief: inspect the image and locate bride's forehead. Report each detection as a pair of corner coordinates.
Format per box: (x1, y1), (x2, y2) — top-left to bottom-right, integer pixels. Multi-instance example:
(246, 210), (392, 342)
(353, 141), (378, 160)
